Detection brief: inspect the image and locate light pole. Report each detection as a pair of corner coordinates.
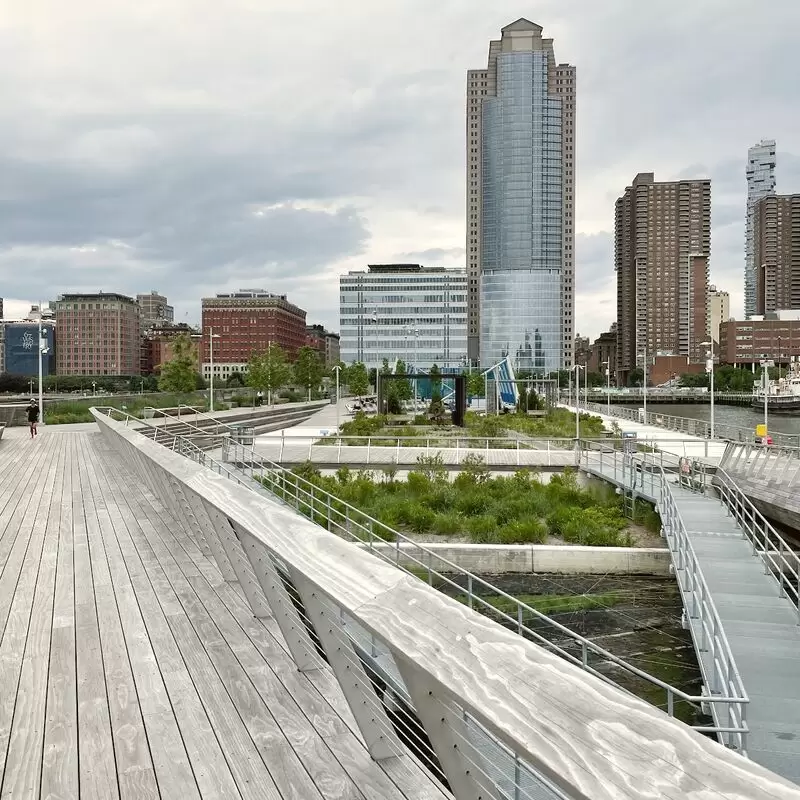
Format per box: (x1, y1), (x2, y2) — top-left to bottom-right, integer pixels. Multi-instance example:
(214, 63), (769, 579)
(601, 360), (611, 417)
(208, 327), (221, 412)
(332, 364), (341, 432)
(700, 340), (715, 438)
(637, 346), (649, 422)
(38, 310), (49, 424)
(572, 364), (585, 440)
(92, 381), (97, 396)
(760, 359), (773, 440)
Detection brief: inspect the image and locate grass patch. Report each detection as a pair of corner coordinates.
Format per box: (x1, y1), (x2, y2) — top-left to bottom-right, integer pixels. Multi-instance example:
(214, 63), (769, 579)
(45, 392), (208, 424)
(456, 591), (624, 616)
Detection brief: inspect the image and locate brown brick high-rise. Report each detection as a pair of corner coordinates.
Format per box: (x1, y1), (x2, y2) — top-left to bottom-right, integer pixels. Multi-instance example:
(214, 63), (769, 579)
(755, 194), (800, 314)
(615, 173), (711, 385)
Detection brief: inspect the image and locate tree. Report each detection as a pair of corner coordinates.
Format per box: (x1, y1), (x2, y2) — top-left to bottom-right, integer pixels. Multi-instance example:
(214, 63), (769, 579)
(678, 372), (709, 389)
(293, 346), (324, 400)
(158, 333), (198, 393)
(627, 367), (644, 388)
(464, 370), (484, 397)
(429, 363), (442, 394)
(346, 362), (370, 396)
(226, 371), (244, 388)
(394, 360), (413, 401)
(246, 344), (291, 402)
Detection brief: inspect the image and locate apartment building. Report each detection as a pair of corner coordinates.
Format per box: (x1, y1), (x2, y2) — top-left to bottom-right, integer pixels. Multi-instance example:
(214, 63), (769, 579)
(467, 19), (575, 370)
(200, 290), (306, 381)
(137, 291), (174, 329)
(745, 140), (777, 318)
(615, 172), (711, 385)
(707, 285), (730, 346)
(53, 292), (141, 376)
(720, 316), (800, 368)
(755, 194), (800, 314)
(339, 264), (467, 370)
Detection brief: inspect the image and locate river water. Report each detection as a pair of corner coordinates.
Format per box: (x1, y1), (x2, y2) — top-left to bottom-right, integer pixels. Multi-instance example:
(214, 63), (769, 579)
(652, 403), (800, 438)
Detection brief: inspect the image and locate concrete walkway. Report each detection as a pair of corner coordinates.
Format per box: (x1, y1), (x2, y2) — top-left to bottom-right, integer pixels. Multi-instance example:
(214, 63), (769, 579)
(566, 404), (728, 463)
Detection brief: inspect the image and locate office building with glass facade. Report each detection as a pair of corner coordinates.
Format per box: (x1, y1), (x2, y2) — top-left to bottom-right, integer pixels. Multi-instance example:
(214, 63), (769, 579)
(339, 264), (467, 370)
(467, 19), (575, 372)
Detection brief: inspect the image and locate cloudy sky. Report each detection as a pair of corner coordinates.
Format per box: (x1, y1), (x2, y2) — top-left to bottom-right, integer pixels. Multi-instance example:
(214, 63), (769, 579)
(2, 0), (799, 339)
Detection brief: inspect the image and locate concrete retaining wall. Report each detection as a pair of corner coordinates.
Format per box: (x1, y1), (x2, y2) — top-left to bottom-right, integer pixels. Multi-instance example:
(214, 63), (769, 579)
(361, 542), (671, 576)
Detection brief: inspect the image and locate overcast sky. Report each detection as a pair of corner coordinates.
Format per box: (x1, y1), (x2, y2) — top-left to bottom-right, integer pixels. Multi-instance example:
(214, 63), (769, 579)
(2, 1), (799, 339)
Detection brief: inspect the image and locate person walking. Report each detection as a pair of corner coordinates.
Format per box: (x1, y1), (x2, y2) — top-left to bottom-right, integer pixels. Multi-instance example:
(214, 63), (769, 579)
(26, 399), (40, 439)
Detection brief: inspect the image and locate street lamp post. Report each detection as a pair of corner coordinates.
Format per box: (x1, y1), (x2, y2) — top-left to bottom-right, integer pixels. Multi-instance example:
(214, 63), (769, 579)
(601, 360), (611, 417)
(572, 364), (585, 440)
(638, 346), (649, 422)
(37, 308), (47, 424)
(700, 340), (715, 439)
(332, 364), (341, 432)
(760, 359), (772, 439)
(208, 327), (221, 412)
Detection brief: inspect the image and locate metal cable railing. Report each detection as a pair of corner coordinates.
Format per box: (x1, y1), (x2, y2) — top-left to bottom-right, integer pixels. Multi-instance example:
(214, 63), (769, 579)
(94, 405), (749, 748)
(578, 443), (749, 752)
(581, 401), (800, 448)
(713, 466), (800, 616)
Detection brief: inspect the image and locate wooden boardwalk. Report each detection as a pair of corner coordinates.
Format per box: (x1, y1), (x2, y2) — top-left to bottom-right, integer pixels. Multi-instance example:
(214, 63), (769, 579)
(0, 427), (448, 800)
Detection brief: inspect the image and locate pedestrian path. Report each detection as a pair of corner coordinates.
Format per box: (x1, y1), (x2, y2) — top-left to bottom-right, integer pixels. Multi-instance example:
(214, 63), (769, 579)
(0, 425), (446, 799)
(566, 404), (728, 463)
(583, 450), (800, 783)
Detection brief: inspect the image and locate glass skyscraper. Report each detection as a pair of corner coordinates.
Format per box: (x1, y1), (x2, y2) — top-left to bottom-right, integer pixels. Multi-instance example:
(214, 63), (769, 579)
(745, 140), (776, 319)
(467, 19), (575, 372)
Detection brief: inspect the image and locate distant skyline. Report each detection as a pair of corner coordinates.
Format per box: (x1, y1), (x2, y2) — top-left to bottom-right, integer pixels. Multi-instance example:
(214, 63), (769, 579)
(2, 1), (800, 340)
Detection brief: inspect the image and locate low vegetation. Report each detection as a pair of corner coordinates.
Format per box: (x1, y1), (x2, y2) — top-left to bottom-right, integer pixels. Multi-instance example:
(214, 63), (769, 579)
(327, 406), (606, 447)
(281, 456), (661, 546)
(45, 392), (208, 424)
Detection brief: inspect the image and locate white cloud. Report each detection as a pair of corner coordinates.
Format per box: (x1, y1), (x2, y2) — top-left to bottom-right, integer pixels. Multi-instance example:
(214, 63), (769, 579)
(1, 0), (799, 342)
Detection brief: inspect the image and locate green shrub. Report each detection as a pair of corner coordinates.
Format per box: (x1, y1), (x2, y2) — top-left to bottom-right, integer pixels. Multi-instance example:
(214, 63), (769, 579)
(496, 518), (548, 544)
(467, 514), (498, 543)
(454, 489), (492, 516)
(336, 466), (351, 485)
(425, 487), (455, 512)
(433, 513), (463, 536)
(406, 471), (431, 496)
(407, 506), (436, 534)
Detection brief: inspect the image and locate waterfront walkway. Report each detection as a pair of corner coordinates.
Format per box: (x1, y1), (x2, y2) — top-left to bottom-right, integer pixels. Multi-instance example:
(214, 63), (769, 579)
(583, 451), (800, 783)
(0, 426), (445, 799)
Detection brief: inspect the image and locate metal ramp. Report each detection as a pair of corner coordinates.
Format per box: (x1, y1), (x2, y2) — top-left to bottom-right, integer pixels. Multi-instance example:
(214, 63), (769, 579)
(582, 446), (800, 785)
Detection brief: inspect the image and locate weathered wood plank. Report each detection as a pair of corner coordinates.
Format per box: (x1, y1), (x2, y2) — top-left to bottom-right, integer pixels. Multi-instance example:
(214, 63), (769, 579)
(112, 450), (446, 800)
(41, 433), (79, 800)
(84, 437), (202, 800)
(93, 410), (800, 800)
(112, 490), (283, 800)
(77, 437), (159, 799)
(73, 437), (121, 800)
(0, 436), (63, 798)
(87, 441), (244, 800)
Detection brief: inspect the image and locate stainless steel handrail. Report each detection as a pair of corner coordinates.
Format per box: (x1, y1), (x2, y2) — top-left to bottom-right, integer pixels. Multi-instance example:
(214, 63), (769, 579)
(579, 443), (749, 752)
(713, 466), (800, 615)
(93, 405), (750, 747)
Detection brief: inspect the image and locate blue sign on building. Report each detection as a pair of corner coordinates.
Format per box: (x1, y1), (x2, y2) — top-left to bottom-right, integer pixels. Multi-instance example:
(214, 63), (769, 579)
(3, 324), (55, 377)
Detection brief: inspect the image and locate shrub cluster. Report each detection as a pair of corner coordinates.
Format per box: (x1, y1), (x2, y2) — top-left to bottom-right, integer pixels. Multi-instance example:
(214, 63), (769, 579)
(282, 459), (638, 547)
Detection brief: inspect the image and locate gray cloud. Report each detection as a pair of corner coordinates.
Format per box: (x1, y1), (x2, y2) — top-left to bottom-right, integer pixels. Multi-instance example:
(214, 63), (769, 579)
(1, 1), (799, 338)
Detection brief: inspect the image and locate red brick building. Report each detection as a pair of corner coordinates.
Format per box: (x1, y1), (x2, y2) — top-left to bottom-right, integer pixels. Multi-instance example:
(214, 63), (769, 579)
(141, 323), (199, 375)
(200, 290), (306, 382)
(54, 292), (140, 376)
(720, 317), (800, 368)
